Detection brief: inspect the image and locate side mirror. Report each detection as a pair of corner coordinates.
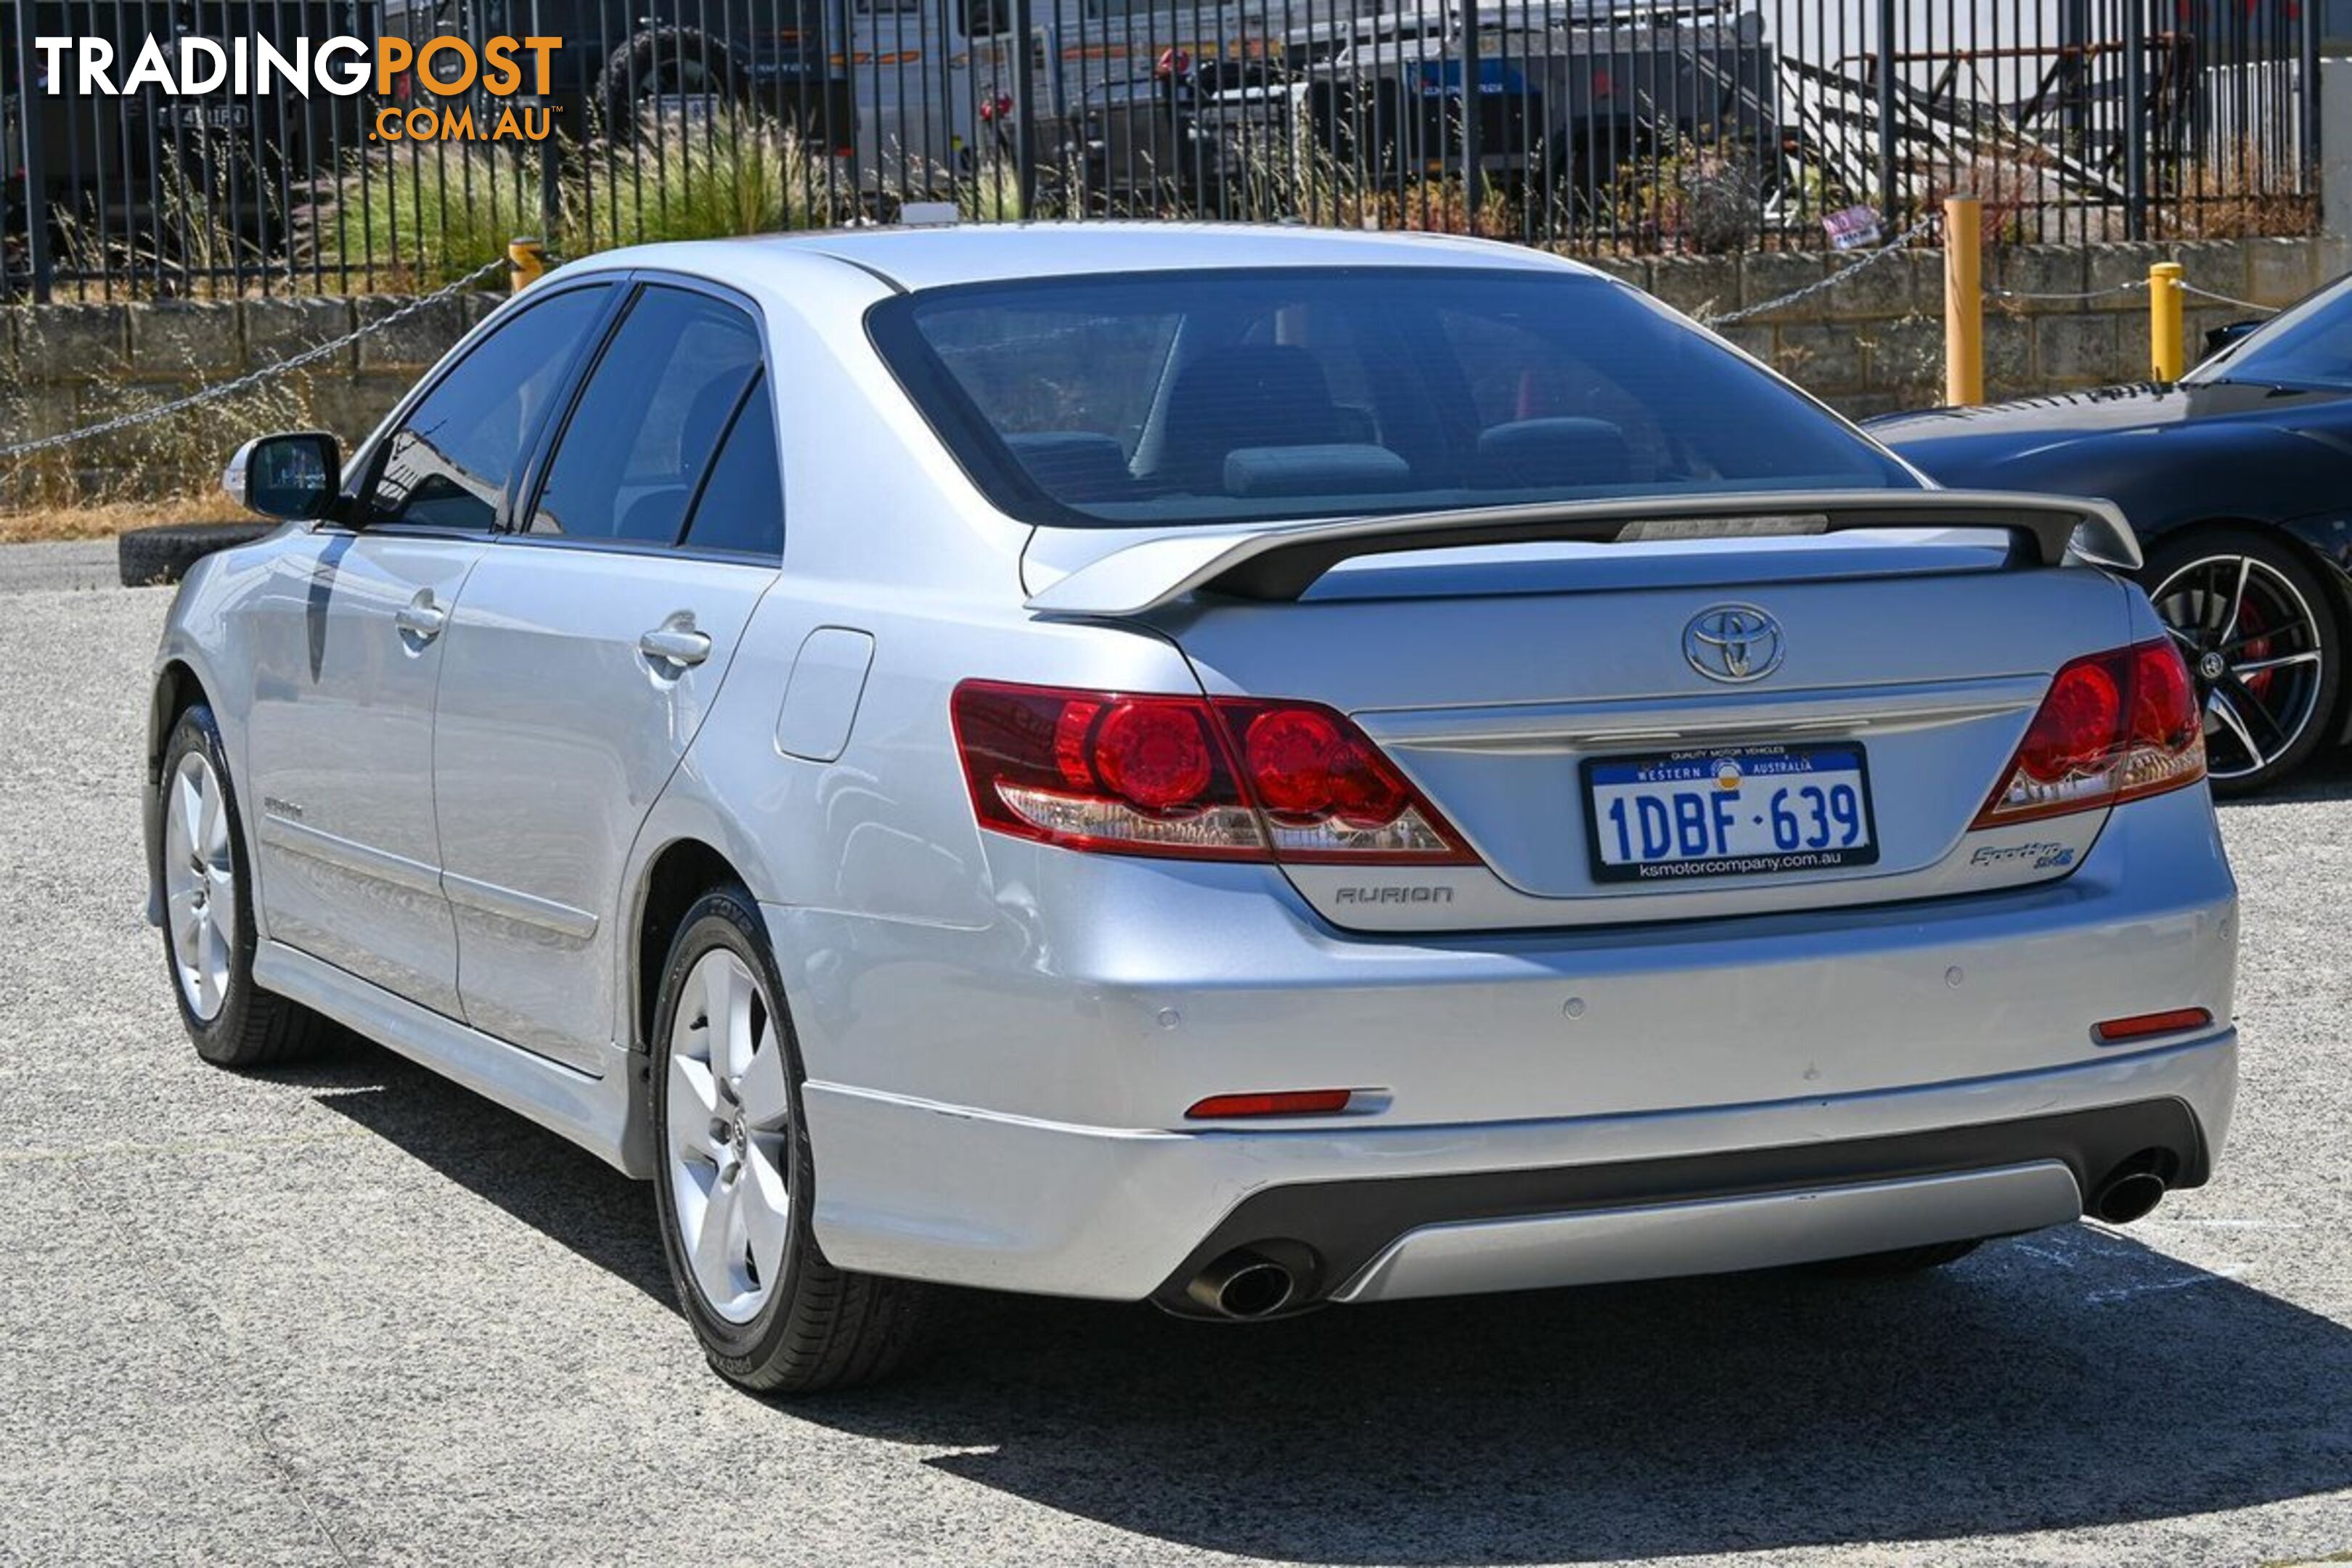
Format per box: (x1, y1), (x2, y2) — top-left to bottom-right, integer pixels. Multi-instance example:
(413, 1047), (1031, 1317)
(224, 432), (340, 521)
(2202, 319), (2261, 356)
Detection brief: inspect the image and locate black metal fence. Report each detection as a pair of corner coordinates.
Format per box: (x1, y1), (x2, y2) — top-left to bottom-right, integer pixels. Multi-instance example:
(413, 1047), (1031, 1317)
(3, 0), (2328, 300)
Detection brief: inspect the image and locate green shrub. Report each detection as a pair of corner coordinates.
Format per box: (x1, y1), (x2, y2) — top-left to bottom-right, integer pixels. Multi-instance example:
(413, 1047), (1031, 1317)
(331, 140), (547, 290)
(332, 113), (836, 287)
(581, 114), (838, 248)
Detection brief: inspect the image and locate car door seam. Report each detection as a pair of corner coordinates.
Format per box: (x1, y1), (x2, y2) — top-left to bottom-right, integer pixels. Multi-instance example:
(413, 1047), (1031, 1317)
(429, 544), (491, 1026)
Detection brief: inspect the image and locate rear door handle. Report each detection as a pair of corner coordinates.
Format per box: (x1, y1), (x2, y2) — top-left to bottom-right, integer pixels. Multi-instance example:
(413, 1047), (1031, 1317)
(395, 592), (446, 643)
(639, 621), (712, 669)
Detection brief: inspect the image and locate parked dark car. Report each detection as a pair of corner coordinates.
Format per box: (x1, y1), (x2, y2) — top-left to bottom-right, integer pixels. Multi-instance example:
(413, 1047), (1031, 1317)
(1871, 274), (2352, 794)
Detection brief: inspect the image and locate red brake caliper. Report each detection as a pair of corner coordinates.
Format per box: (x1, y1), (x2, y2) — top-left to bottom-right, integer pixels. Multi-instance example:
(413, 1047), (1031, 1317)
(2235, 595), (2274, 703)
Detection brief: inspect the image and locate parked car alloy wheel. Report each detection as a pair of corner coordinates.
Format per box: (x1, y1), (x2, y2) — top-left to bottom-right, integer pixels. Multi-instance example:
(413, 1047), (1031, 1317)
(2145, 530), (2340, 793)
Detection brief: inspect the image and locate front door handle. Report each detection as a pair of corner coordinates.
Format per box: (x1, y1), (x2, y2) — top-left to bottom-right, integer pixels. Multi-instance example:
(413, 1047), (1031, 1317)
(639, 619), (712, 669)
(395, 592), (446, 643)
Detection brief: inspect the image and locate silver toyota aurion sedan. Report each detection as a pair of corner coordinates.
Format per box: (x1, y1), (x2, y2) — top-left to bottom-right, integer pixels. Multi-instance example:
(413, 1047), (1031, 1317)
(147, 224), (2239, 1393)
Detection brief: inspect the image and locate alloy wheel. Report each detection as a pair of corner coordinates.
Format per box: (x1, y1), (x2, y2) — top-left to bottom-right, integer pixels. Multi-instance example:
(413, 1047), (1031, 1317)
(162, 750), (237, 1021)
(2149, 552), (2327, 783)
(664, 947), (795, 1324)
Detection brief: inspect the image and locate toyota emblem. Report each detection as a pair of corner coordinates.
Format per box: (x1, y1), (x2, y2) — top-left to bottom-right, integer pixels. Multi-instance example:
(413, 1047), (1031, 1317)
(1683, 604), (1785, 684)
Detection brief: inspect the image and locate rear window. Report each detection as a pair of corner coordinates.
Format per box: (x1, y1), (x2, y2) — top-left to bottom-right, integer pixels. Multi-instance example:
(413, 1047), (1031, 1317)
(867, 267), (1918, 528)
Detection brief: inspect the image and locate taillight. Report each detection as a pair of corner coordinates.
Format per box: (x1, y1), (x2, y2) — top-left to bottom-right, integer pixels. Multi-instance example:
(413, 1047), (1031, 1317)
(1972, 639), (2206, 828)
(1217, 698), (1464, 862)
(950, 681), (1475, 864)
(953, 685), (1262, 859)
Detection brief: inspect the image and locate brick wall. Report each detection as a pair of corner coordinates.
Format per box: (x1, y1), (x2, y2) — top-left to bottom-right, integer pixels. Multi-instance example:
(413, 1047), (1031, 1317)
(1, 232), (2343, 499)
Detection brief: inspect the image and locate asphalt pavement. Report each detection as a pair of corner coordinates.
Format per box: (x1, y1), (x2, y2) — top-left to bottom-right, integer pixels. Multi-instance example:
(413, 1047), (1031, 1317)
(1, 558), (2347, 1567)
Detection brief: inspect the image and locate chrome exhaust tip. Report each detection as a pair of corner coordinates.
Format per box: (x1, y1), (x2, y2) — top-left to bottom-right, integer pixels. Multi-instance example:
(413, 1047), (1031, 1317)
(1185, 1249), (1297, 1320)
(2091, 1167), (2169, 1225)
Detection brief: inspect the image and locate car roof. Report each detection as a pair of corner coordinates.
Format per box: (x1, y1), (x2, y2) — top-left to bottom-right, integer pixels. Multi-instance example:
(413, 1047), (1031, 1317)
(579, 221), (1598, 294)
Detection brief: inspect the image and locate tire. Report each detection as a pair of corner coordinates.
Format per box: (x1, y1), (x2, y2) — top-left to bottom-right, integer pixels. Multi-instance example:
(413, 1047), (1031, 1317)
(1811, 1238), (1983, 1277)
(158, 705), (330, 1068)
(594, 28), (742, 144)
(650, 887), (936, 1394)
(2141, 526), (2344, 796)
(118, 521), (274, 587)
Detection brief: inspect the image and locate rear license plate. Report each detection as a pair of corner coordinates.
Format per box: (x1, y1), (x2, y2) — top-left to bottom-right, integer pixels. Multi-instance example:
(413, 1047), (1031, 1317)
(1583, 744), (1879, 883)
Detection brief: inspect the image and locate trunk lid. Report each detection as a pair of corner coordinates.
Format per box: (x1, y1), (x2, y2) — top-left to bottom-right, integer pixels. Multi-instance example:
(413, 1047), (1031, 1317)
(1024, 494), (2139, 931)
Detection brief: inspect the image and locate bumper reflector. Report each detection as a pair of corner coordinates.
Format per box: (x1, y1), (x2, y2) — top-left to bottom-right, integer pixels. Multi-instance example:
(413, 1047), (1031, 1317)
(1186, 1090), (1353, 1119)
(2094, 1007), (2215, 1043)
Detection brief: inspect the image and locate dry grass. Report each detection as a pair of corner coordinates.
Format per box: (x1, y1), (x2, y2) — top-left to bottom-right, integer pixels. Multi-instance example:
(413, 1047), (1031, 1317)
(2163, 139), (2319, 240)
(1924, 148), (2131, 245)
(1610, 136), (1765, 255)
(1362, 179), (1520, 239)
(0, 494), (245, 545)
(1, 317), (319, 522)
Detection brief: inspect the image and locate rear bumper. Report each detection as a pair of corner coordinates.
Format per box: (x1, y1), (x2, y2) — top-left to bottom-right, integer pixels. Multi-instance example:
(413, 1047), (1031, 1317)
(771, 784), (2237, 1303)
(797, 1032), (2234, 1303)
(1164, 1093), (2207, 1310)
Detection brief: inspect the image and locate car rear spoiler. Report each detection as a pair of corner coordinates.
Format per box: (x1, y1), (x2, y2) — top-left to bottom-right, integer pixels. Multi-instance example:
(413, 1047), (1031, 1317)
(1024, 490), (2139, 618)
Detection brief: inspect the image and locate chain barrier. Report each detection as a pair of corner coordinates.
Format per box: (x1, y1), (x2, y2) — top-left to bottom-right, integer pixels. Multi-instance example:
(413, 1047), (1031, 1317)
(2179, 282), (2280, 314)
(1698, 211), (1942, 330)
(0, 258), (510, 464)
(1988, 279), (2149, 303)
(1987, 279), (2281, 314)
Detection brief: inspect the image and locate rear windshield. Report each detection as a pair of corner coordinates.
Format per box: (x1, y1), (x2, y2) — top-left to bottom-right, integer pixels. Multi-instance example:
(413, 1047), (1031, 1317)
(867, 267), (1918, 528)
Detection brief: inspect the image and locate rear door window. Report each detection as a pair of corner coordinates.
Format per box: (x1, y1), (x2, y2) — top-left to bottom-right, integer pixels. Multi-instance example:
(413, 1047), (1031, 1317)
(527, 285), (764, 545)
(681, 375), (785, 559)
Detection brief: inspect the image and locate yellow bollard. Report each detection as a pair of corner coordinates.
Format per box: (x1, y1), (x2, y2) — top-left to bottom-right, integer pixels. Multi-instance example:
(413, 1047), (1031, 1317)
(508, 236), (548, 293)
(2149, 261), (2185, 382)
(1943, 194), (1983, 406)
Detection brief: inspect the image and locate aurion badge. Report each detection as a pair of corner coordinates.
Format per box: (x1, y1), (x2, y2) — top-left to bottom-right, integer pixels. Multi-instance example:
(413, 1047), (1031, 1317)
(1683, 604), (1784, 684)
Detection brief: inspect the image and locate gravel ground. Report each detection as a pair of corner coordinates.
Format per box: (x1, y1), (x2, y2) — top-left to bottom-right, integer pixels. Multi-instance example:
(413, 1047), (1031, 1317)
(1, 564), (2347, 1568)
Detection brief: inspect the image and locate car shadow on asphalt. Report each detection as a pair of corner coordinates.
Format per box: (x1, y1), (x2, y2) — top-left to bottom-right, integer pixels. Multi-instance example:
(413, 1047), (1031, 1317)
(285, 1034), (674, 1307)
(290, 1036), (2352, 1564)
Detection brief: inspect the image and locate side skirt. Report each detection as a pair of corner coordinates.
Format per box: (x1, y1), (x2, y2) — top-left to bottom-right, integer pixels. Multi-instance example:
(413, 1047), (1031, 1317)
(254, 939), (651, 1178)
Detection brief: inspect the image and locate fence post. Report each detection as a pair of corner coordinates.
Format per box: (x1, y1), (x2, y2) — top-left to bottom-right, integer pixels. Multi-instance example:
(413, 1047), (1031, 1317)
(1874, 0), (1898, 233)
(1458, 4), (1483, 224)
(2122, 0), (2147, 240)
(2149, 261), (2185, 381)
(1943, 195), (1983, 407)
(2302, 0), (2323, 205)
(9, 1), (54, 302)
(1011, 0), (1037, 219)
(537, 136), (562, 256)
